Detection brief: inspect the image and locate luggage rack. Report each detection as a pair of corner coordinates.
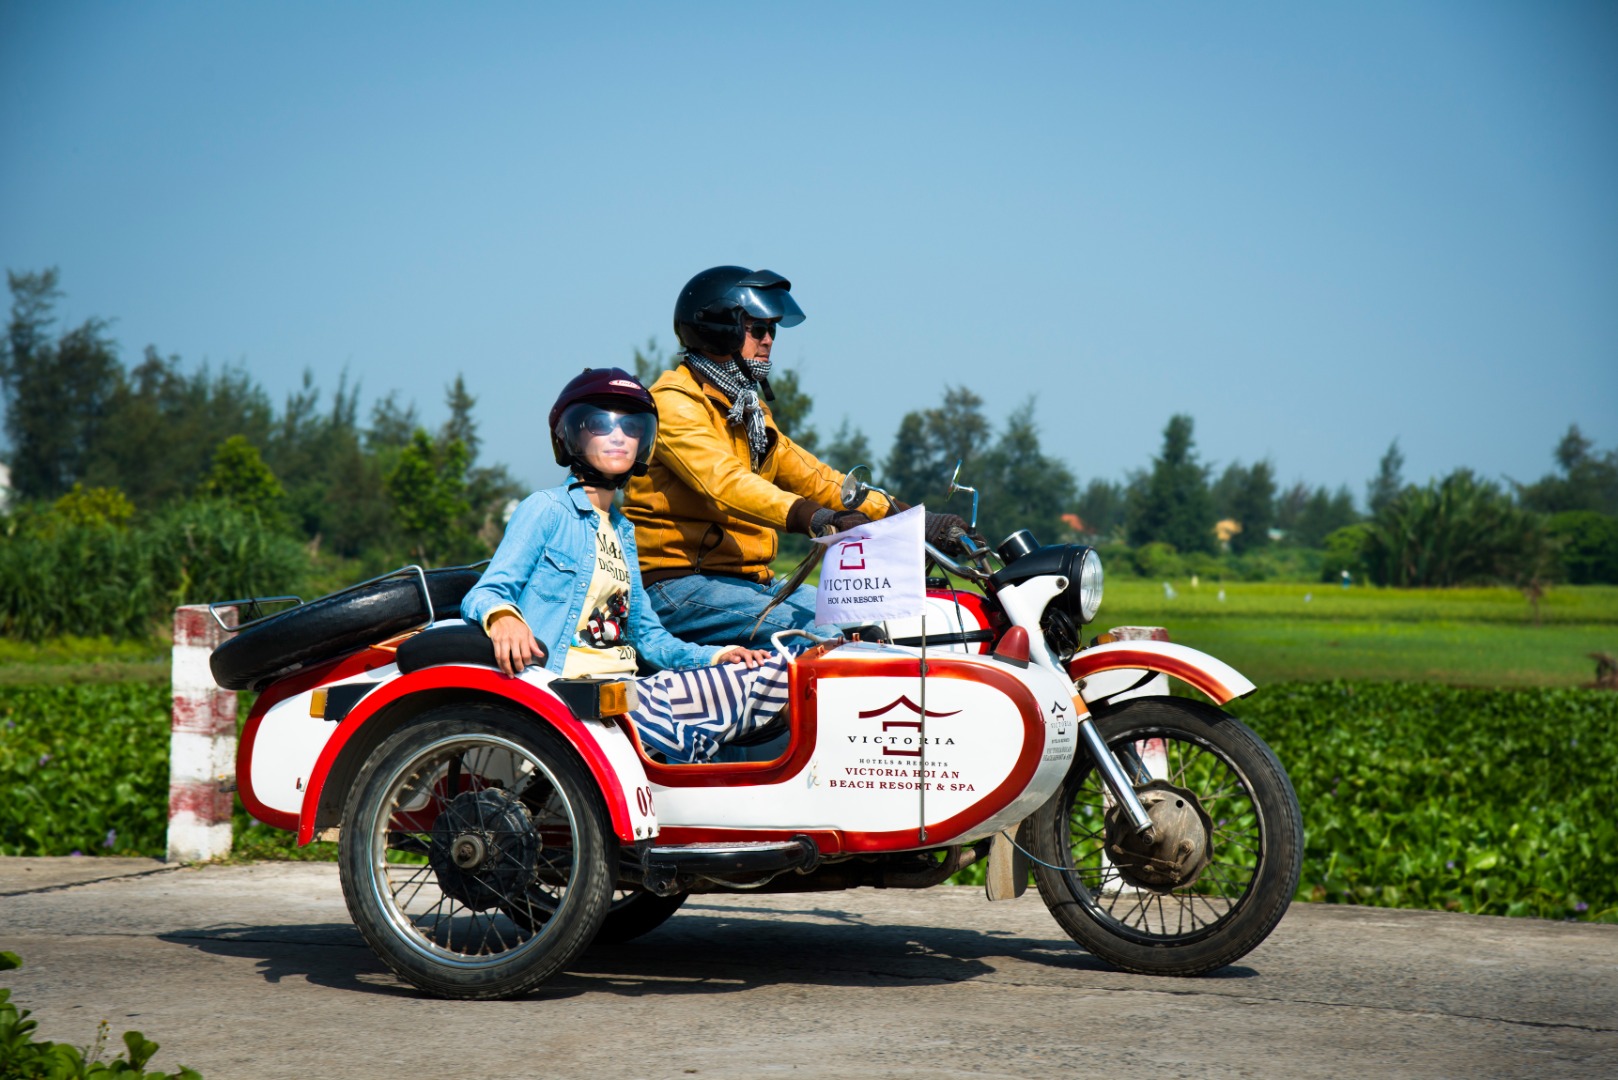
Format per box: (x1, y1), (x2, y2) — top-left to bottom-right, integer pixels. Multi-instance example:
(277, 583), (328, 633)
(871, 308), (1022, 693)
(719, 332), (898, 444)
(207, 560), (490, 633)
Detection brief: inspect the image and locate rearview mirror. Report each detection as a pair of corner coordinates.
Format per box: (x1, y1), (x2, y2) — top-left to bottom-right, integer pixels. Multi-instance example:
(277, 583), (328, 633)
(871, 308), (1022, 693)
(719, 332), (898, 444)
(841, 464), (872, 510)
(946, 459), (980, 530)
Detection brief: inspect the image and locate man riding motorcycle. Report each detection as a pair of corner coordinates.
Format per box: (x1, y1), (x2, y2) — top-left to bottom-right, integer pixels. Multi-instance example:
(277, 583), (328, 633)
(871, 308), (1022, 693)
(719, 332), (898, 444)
(623, 265), (966, 646)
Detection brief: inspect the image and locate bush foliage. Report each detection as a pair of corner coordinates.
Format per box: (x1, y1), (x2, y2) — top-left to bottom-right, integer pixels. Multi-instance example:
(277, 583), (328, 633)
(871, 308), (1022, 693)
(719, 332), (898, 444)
(1233, 681), (1618, 920)
(0, 501), (308, 642)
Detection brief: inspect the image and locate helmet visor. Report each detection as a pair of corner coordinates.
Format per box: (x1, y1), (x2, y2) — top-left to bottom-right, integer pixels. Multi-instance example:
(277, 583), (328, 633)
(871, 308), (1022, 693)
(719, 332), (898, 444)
(731, 285), (805, 328)
(557, 404), (657, 475)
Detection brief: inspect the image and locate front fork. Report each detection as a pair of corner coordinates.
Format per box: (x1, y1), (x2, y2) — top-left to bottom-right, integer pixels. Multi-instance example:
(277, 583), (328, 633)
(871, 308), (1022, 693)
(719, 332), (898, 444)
(985, 576), (1157, 839)
(1073, 697), (1157, 840)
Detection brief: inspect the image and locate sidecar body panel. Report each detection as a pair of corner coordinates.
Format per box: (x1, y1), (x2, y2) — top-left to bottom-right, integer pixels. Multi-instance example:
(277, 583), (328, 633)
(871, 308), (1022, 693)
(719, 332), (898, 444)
(239, 635), (1080, 856)
(237, 647), (401, 832)
(1070, 640), (1256, 704)
(642, 642), (1077, 852)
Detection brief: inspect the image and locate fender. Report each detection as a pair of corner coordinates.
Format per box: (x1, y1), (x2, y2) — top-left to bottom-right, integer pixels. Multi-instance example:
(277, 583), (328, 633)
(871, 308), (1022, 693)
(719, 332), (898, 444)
(1068, 640), (1256, 705)
(294, 665), (654, 846)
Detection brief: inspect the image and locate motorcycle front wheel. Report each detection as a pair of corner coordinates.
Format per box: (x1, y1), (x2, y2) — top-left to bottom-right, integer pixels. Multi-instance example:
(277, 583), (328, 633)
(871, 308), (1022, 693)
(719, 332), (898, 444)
(338, 702), (613, 999)
(1028, 696), (1302, 976)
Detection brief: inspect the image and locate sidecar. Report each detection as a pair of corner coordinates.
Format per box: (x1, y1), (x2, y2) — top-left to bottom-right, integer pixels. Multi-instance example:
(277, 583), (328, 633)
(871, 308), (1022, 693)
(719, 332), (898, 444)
(213, 560), (1300, 1000)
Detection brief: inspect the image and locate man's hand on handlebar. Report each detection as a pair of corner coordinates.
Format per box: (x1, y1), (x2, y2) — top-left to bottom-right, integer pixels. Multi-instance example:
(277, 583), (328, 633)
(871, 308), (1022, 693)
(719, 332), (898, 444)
(924, 511), (970, 545)
(810, 508), (872, 537)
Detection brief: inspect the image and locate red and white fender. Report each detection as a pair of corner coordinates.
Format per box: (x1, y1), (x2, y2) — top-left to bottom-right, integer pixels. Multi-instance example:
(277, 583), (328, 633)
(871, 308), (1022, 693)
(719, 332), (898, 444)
(237, 658), (657, 846)
(1068, 640), (1256, 706)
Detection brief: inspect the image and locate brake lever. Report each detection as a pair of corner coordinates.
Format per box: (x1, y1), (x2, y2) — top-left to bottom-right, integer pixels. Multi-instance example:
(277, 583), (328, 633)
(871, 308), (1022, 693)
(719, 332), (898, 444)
(949, 528), (992, 565)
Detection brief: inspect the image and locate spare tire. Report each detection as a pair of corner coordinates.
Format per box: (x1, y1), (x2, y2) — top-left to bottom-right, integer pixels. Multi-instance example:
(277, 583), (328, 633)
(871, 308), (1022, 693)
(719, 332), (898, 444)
(209, 567), (482, 691)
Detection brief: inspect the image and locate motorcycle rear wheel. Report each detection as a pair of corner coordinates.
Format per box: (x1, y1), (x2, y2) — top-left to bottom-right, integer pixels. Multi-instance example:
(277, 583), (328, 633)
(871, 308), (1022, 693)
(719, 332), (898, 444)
(593, 889), (689, 946)
(1029, 696), (1302, 976)
(338, 703), (613, 999)
(505, 886), (688, 946)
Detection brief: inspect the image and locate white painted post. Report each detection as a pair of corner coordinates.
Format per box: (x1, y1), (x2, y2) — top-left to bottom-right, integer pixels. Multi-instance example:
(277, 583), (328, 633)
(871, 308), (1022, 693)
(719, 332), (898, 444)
(168, 605), (236, 862)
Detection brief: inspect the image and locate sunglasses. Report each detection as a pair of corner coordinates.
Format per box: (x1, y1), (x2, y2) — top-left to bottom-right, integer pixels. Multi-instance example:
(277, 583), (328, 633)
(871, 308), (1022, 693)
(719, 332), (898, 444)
(580, 411), (651, 440)
(746, 320), (780, 341)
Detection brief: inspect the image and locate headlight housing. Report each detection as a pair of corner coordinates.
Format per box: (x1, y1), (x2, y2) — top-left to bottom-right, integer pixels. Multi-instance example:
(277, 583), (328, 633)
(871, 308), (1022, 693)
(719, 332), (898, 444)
(1077, 547), (1103, 623)
(988, 543), (1104, 626)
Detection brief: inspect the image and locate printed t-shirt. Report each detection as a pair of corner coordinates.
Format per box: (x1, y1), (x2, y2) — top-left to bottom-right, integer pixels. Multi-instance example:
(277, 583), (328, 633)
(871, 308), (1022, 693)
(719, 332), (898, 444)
(562, 510), (639, 678)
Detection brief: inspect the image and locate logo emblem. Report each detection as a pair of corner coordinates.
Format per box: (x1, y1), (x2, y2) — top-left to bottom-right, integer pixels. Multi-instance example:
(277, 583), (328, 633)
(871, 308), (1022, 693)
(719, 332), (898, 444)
(855, 695), (961, 757)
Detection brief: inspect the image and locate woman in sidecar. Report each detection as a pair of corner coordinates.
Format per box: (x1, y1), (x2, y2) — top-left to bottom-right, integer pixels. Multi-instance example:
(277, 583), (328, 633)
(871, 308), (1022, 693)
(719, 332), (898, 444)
(462, 366), (789, 764)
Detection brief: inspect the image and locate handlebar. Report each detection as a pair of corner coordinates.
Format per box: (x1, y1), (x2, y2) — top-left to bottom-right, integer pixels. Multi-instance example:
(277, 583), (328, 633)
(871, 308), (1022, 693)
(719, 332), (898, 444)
(923, 541), (991, 582)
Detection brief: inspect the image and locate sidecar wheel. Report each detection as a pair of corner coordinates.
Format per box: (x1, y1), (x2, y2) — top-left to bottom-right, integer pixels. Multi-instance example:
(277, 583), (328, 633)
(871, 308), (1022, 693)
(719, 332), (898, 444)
(1028, 696), (1302, 976)
(338, 703), (613, 999)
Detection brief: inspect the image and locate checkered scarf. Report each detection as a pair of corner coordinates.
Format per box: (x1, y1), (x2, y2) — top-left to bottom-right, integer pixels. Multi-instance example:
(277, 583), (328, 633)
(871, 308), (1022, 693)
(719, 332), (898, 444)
(684, 351), (771, 467)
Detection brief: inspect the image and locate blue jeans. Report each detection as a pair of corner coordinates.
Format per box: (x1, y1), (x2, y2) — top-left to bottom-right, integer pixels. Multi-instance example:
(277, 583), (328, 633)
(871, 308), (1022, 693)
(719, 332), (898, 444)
(644, 574), (840, 649)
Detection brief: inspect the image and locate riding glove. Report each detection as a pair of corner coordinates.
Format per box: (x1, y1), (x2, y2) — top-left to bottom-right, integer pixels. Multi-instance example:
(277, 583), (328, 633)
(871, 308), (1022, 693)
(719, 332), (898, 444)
(924, 511), (971, 547)
(810, 507), (873, 537)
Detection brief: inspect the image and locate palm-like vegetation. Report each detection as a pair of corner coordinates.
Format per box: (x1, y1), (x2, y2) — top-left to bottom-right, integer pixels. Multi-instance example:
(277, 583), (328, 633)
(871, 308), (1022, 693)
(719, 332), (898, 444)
(1361, 469), (1553, 587)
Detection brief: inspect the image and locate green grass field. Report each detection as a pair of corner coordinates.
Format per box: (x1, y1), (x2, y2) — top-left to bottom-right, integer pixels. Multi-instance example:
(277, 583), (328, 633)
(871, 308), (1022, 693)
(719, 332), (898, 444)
(1095, 581), (1618, 688)
(4, 581), (1616, 688)
(0, 636), (167, 685)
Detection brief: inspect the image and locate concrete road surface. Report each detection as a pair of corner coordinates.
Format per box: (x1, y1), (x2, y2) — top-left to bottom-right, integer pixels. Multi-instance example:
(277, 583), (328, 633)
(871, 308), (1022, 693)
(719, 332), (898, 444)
(2, 858), (1615, 1079)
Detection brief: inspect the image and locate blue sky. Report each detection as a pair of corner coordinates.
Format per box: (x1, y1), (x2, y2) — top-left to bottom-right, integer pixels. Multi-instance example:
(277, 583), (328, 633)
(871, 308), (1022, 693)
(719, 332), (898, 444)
(2, 1), (1615, 502)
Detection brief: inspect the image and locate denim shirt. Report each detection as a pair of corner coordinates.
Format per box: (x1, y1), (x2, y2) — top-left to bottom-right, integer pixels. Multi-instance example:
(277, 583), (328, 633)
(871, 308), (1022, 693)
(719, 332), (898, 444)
(461, 483), (721, 675)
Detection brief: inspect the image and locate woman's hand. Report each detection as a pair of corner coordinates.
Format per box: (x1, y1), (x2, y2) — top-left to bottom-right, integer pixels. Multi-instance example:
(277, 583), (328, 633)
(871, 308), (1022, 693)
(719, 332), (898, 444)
(489, 613), (547, 677)
(714, 646), (773, 669)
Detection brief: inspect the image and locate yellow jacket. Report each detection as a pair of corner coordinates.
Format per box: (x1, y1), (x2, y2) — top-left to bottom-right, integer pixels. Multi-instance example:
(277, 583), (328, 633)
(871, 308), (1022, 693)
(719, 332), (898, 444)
(623, 363), (895, 582)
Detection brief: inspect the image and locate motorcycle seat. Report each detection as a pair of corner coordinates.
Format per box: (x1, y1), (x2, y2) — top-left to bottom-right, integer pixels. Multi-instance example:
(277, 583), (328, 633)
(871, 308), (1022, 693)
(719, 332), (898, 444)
(395, 621), (501, 674)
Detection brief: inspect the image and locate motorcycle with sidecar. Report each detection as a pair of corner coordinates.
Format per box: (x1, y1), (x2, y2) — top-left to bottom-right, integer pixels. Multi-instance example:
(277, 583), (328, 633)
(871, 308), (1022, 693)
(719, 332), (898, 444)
(208, 467), (1303, 1000)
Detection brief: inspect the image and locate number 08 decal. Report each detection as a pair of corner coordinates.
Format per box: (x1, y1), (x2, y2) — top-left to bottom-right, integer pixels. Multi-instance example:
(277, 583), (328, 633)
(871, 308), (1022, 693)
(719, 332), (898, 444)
(635, 785), (654, 816)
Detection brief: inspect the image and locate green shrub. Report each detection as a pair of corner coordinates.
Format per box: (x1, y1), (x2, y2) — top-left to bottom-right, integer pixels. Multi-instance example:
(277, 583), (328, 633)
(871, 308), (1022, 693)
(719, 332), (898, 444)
(1132, 541), (1185, 580)
(1547, 511), (1618, 585)
(0, 684), (171, 856)
(1320, 523), (1371, 584)
(0, 952), (201, 1079)
(0, 500), (308, 641)
(1234, 681), (1618, 920)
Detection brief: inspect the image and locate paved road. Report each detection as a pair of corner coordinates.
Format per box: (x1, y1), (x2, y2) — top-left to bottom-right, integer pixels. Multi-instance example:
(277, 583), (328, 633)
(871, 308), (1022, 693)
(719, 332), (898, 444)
(2, 858), (1615, 1079)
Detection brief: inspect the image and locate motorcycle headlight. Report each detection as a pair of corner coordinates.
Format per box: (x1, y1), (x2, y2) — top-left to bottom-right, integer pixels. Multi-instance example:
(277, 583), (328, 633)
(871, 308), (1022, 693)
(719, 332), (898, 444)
(1078, 547), (1103, 623)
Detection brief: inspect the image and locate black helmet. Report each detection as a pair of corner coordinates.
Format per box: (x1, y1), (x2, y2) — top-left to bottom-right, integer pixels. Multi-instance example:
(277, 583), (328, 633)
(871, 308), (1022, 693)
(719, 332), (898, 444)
(548, 367), (658, 489)
(672, 266), (806, 358)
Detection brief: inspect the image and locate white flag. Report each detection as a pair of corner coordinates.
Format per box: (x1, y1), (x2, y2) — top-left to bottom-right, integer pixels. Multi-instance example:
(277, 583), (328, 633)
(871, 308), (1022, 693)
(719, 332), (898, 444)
(812, 504), (926, 625)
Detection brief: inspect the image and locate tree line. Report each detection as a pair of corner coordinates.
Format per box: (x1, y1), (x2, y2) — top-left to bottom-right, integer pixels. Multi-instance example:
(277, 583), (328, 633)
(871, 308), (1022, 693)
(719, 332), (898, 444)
(0, 270), (523, 564)
(3, 268), (1616, 640)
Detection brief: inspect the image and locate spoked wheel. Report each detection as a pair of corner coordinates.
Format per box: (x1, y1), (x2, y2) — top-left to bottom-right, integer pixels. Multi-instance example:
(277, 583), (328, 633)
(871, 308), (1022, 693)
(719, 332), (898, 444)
(1028, 696), (1302, 976)
(338, 703), (613, 999)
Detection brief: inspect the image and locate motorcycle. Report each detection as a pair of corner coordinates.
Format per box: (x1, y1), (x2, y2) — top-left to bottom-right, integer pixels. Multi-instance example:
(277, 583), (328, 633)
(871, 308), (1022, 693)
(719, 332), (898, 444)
(208, 466), (1303, 1000)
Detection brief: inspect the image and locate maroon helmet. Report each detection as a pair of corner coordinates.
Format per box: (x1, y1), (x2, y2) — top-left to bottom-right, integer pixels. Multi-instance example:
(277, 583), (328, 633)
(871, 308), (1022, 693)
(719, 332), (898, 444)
(549, 367), (658, 488)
